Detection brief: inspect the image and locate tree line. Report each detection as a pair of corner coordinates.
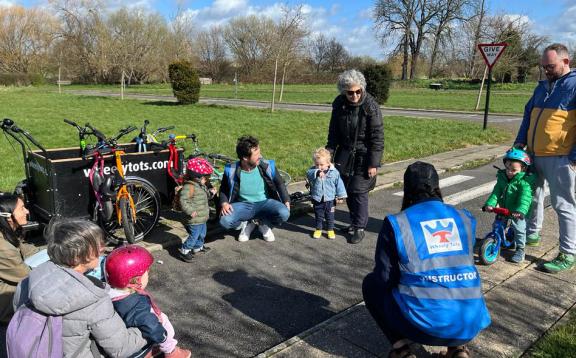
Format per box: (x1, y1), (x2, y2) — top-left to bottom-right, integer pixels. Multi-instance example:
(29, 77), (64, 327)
(0, 0), (568, 85)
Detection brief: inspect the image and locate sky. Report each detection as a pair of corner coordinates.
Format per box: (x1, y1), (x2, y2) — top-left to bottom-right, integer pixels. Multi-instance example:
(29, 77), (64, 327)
(4, 0), (576, 60)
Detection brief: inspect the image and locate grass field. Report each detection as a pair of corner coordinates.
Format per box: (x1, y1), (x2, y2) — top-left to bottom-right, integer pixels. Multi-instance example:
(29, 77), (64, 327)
(529, 310), (576, 357)
(56, 82), (533, 113)
(0, 87), (510, 191)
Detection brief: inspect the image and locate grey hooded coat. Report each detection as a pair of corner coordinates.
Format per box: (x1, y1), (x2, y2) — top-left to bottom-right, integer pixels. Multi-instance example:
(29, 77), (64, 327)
(13, 261), (147, 358)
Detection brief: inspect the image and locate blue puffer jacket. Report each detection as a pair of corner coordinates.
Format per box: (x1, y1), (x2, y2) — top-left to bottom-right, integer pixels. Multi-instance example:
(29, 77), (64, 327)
(306, 165), (347, 202)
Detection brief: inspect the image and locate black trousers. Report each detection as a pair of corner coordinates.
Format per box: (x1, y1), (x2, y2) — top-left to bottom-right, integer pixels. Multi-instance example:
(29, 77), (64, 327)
(346, 192), (369, 229)
(313, 199), (335, 230)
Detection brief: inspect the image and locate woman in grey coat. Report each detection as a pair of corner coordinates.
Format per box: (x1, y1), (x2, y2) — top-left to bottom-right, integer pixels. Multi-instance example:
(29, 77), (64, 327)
(13, 220), (147, 357)
(327, 69), (384, 244)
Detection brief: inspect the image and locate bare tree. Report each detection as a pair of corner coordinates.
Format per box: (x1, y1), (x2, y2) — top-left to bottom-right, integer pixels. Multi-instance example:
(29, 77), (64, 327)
(408, 0), (441, 79)
(196, 27), (230, 82)
(325, 39), (349, 72)
(308, 34), (329, 72)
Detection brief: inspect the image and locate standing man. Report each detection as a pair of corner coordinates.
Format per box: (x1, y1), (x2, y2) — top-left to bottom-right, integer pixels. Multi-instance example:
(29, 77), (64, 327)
(219, 135), (290, 242)
(514, 43), (576, 273)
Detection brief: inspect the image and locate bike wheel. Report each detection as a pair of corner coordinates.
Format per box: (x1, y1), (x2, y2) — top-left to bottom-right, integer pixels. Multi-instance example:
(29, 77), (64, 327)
(278, 170), (291, 185)
(120, 197), (136, 244)
(479, 235), (500, 265)
(100, 177), (160, 244)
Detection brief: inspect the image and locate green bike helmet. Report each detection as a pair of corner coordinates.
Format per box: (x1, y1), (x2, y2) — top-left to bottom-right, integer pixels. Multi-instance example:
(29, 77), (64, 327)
(504, 148), (531, 166)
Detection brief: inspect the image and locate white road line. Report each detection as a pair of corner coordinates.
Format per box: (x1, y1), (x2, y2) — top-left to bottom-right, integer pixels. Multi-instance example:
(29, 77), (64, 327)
(393, 175), (475, 197)
(444, 181), (496, 206)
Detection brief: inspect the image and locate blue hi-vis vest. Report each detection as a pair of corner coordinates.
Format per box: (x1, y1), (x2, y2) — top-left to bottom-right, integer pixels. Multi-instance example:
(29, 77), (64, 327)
(387, 200), (491, 340)
(224, 159), (276, 200)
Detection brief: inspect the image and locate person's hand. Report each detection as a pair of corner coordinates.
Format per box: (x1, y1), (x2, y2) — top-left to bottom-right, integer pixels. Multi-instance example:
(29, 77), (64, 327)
(191, 211), (198, 218)
(285, 202), (291, 210)
(318, 170), (325, 178)
(209, 188), (217, 196)
(513, 143), (525, 149)
(367, 167), (377, 178)
(221, 202), (233, 216)
(483, 206), (494, 212)
(512, 212), (524, 219)
(336, 198), (345, 205)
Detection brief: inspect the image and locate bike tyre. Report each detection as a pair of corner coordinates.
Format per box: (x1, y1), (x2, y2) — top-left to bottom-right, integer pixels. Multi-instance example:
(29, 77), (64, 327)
(479, 235), (500, 265)
(120, 197), (136, 244)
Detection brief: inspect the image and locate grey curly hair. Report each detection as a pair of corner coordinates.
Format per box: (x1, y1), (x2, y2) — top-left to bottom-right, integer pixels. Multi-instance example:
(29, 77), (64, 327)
(337, 69), (366, 94)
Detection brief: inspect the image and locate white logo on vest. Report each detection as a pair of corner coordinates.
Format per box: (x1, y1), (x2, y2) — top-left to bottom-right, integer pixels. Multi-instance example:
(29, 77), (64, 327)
(420, 218), (463, 254)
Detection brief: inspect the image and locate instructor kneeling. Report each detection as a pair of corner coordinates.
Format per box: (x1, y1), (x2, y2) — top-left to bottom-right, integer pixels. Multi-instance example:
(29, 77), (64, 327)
(362, 162), (490, 358)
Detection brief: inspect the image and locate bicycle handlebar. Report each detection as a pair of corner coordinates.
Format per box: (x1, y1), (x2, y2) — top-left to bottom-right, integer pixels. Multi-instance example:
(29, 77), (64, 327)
(85, 123), (107, 142)
(483, 207), (511, 216)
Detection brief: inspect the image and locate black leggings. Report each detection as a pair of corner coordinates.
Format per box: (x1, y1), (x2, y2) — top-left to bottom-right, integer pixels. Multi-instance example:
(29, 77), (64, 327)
(346, 192), (369, 229)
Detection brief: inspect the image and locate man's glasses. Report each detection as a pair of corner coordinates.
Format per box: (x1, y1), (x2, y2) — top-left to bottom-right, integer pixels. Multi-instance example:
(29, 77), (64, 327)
(346, 89), (362, 96)
(542, 64), (557, 71)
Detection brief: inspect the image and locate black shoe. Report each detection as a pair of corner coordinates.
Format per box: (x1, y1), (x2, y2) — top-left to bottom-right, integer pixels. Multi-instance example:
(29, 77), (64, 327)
(179, 250), (195, 263)
(339, 225), (354, 233)
(193, 246), (212, 255)
(349, 229), (365, 244)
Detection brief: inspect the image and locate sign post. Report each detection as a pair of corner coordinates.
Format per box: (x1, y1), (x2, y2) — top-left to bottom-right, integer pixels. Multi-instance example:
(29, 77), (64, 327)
(477, 43), (507, 129)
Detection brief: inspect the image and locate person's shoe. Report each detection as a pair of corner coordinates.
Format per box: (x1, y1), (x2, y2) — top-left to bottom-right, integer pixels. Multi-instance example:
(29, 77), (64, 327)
(526, 233), (541, 247)
(259, 224), (275, 242)
(178, 248), (195, 263)
(238, 221), (256, 242)
(165, 346), (191, 358)
(349, 228), (365, 244)
(339, 225), (354, 233)
(542, 252), (575, 273)
(192, 246), (211, 254)
(327, 230), (336, 240)
(312, 229), (322, 239)
(510, 248), (525, 264)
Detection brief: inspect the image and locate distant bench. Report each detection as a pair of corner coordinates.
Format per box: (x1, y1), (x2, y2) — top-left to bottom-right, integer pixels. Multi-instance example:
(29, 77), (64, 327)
(56, 80), (72, 85)
(429, 83), (442, 90)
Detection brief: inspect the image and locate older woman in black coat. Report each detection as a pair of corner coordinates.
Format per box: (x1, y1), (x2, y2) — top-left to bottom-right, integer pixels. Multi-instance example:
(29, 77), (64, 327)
(327, 69), (384, 244)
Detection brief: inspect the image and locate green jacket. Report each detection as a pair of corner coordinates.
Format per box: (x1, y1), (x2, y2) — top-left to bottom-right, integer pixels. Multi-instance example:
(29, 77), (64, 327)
(180, 181), (210, 225)
(484, 170), (534, 216)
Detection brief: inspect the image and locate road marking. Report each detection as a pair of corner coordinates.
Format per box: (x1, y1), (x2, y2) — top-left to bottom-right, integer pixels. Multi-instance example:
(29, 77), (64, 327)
(444, 181), (496, 205)
(393, 175), (474, 196)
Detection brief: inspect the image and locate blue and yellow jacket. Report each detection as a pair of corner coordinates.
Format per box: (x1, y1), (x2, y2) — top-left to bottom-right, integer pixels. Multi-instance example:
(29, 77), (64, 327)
(515, 70), (576, 160)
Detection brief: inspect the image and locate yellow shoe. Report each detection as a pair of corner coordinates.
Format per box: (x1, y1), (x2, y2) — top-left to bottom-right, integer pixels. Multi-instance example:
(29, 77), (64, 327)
(312, 230), (322, 239)
(327, 230), (336, 239)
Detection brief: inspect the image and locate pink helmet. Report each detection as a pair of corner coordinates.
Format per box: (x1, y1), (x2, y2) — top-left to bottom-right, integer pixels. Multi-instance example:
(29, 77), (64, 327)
(186, 157), (213, 177)
(104, 245), (153, 289)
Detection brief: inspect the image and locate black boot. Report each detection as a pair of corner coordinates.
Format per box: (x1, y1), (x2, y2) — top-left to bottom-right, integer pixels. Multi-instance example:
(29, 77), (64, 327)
(349, 228), (365, 244)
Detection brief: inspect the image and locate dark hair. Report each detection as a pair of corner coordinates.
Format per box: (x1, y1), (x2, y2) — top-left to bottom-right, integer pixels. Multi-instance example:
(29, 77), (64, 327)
(401, 161), (443, 211)
(46, 219), (104, 268)
(236, 135), (259, 160)
(0, 193), (23, 247)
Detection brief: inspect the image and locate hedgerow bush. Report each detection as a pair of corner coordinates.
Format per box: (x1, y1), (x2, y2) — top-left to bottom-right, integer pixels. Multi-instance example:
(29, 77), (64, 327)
(363, 64), (392, 104)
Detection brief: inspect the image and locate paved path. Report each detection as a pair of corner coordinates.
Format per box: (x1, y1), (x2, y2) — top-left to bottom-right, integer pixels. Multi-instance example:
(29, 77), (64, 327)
(63, 89), (522, 124)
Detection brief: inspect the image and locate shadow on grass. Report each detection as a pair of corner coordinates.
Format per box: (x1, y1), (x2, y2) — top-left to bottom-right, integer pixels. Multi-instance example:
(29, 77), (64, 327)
(142, 101), (179, 106)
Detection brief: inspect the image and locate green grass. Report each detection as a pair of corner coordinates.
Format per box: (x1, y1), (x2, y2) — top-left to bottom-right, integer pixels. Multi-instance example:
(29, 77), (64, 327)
(55, 82), (532, 113)
(529, 310), (576, 358)
(0, 87), (510, 191)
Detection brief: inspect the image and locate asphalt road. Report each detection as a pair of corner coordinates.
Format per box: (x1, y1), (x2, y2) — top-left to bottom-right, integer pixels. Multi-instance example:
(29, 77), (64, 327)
(145, 159), (529, 357)
(64, 89), (523, 124)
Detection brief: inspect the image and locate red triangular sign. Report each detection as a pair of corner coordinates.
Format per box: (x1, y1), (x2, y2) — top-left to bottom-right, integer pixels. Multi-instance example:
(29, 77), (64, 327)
(478, 43), (507, 69)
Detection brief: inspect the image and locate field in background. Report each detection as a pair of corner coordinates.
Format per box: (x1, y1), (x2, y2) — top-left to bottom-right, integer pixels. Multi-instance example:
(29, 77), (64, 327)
(51, 81), (533, 113)
(0, 87), (510, 191)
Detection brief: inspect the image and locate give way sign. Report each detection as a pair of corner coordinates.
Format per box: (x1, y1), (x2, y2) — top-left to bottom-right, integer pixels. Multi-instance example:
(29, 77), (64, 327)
(478, 43), (507, 69)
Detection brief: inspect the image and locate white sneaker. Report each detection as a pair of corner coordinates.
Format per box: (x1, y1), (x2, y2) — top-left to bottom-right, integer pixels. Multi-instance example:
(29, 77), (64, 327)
(259, 224), (275, 242)
(238, 221), (256, 242)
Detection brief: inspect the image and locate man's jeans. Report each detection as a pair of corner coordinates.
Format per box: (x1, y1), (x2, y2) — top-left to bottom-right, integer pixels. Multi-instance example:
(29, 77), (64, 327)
(528, 155), (576, 255)
(182, 223), (207, 250)
(220, 199), (290, 229)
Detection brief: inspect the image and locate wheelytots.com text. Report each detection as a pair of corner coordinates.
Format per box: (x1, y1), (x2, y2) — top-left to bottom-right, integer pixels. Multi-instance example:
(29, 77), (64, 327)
(82, 160), (169, 177)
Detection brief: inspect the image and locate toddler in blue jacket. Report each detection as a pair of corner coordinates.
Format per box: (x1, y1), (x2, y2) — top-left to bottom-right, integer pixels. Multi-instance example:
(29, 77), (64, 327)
(306, 148), (347, 239)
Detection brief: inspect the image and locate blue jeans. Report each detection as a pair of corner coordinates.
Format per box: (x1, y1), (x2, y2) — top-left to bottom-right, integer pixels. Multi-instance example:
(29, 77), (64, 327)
(510, 217), (526, 249)
(219, 199), (290, 229)
(182, 223), (207, 250)
(313, 199), (335, 230)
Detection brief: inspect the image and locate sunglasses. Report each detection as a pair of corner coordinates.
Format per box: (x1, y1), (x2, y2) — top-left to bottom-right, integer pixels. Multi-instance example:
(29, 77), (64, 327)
(542, 64), (557, 71)
(346, 89), (362, 96)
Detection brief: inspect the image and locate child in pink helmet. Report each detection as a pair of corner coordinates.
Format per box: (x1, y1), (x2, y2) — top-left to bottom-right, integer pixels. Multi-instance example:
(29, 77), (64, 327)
(105, 245), (191, 358)
(178, 157), (216, 262)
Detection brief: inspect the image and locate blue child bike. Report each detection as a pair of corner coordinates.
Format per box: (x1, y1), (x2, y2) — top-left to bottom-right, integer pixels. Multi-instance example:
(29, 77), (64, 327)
(478, 207), (516, 265)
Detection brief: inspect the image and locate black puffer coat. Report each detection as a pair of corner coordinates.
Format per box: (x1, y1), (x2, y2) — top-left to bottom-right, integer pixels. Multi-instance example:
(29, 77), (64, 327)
(326, 92), (384, 193)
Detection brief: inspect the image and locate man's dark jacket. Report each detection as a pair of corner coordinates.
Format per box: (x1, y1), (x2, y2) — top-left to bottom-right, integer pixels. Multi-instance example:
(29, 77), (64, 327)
(219, 160), (290, 205)
(326, 92), (384, 193)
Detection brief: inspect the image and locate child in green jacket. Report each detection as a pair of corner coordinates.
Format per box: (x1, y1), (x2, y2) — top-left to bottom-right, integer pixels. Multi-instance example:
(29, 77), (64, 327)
(483, 148), (535, 263)
(178, 158), (216, 263)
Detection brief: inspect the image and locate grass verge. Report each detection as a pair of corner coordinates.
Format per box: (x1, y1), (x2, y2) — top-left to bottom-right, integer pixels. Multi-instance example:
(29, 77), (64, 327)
(529, 309), (576, 358)
(0, 87), (510, 191)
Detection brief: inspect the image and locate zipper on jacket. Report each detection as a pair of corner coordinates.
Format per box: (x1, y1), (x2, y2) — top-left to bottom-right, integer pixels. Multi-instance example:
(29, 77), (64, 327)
(530, 80), (556, 152)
